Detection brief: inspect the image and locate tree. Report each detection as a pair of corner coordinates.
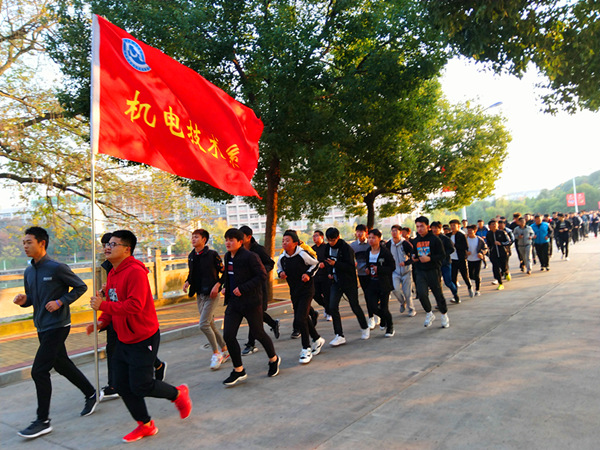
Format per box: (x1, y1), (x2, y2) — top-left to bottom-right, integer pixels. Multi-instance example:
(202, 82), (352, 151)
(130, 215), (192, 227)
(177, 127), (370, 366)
(50, 0), (450, 259)
(336, 79), (511, 228)
(426, 0), (600, 113)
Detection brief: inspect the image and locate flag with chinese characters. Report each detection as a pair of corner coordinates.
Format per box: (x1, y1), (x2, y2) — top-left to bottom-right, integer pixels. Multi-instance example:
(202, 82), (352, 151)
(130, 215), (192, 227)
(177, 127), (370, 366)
(91, 15), (263, 197)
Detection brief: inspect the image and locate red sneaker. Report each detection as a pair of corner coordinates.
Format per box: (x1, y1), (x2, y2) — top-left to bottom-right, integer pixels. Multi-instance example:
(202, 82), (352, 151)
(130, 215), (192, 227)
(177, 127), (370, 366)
(173, 384), (192, 419)
(122, 420), (158, 443)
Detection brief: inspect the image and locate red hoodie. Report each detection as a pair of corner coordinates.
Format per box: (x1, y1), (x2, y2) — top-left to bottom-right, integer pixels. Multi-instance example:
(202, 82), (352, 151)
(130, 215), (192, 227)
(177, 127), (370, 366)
(98, 256), (159, 344)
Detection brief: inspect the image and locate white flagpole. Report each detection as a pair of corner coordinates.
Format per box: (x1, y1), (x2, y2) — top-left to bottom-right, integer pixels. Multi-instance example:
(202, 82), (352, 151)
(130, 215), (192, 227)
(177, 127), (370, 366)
(90, 14), (101, 400)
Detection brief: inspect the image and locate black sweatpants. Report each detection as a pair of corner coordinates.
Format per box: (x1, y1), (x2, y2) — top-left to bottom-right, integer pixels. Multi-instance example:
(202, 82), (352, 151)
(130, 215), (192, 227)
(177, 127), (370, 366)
(534, 243), (550, 268)
(358, 276), (375, 317)
(245, 301), (278, 347)
(366, 280), (393, 332)
(106, 324), (163, 388)
(557, 235), (569, 257)
(224, 302), (276, 368)
(329, 280), (368, 337)
(113, 330), (178, 424)
(313, 277), (331, 315)
(415, 268), (447, 314)
(32, 326), (95, 421)
(489, 254), (506, 285)
(292, 293), (321, 349)
(467, 260), (482, 291)
(451, 259), (472, 290)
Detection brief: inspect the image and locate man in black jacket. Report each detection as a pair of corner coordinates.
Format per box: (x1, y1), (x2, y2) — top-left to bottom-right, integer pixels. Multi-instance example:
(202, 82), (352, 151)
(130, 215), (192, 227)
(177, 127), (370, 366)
(411, 217), (450, 329)
(486, 220), (512, 289)
(183, 229), (228, 370)
(449, 219), (474, 298)
(218, 228), (280, 386)
(325, 227), (370, 346)
(239, 226), (280, 354)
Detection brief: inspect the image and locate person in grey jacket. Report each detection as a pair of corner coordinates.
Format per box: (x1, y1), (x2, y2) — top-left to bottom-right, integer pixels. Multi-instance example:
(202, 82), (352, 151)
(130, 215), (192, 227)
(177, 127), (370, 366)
(513, 217), (535, 274)
(13, 227), (98, 439)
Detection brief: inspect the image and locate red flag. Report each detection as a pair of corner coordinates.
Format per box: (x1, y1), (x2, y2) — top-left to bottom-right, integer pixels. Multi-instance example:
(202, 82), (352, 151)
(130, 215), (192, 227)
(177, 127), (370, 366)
(91, 15), (262, 197)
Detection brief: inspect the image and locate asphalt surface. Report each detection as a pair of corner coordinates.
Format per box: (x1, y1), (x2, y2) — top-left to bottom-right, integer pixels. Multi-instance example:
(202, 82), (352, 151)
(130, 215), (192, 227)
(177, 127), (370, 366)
(1, 236), (598, 449)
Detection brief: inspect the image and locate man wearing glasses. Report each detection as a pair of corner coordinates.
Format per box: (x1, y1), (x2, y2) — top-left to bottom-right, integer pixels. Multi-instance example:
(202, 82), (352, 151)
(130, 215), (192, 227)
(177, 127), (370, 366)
(90, 230), (192, 443)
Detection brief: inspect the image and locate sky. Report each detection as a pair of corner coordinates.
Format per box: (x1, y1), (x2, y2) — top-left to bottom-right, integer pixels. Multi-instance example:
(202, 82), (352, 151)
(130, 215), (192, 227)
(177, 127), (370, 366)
(440, 57), (600, 197)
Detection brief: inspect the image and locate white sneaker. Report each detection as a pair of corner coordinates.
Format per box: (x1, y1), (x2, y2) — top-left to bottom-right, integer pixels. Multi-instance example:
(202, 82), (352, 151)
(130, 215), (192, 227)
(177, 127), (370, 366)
(565, 257), (570, 261)
(329, 335), (346, 347)
(311, 337), (325, 356)
(210, 352), (223, 370)
(367, 317), (375, 330)
(468, 288), (474, 298)
(374, 315), (381, 326)
(326, 314), (333, 321)
(492, 280), (499, 285)
(475, 291), (481, 296)
(407, 310), (417, 317)
(361, 327), (370, 340)
(299, 348), (313, 364)
(424, 312), (435, 328)
(441, 313), (449, 328)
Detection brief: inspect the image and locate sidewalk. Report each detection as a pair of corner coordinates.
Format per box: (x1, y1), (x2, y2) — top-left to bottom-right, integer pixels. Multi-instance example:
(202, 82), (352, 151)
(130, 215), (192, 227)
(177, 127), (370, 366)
(1, 236), (599, 449)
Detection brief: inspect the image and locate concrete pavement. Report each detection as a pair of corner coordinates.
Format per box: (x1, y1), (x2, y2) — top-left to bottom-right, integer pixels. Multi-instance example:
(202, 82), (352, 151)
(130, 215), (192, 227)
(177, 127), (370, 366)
(1, 237), (598, 449)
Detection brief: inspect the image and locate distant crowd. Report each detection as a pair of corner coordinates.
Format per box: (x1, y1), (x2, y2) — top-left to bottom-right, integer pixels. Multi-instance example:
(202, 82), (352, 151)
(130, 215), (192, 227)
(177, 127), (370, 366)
(12, 208), (597, 442)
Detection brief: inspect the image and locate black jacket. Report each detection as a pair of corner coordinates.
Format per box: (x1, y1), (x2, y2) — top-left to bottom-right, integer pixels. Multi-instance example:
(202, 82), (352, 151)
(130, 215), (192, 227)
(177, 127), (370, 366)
(367, 245), (395, 292)
(325, 238), (357, 287)
(221, 247), (267, 308)
(486, 230), (511, 258)
(450, 231), (468, 261)
(248, 237), (274, 305)
(186, 246), (223, 296)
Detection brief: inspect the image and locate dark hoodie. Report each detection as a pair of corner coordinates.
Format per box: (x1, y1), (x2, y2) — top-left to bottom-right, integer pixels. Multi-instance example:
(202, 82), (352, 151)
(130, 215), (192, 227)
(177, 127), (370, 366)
(98, 256), (159, 344)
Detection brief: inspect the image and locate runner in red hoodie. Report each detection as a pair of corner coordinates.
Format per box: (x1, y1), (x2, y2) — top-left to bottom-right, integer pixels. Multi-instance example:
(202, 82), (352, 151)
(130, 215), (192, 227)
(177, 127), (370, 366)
(90, 230), (192, 443)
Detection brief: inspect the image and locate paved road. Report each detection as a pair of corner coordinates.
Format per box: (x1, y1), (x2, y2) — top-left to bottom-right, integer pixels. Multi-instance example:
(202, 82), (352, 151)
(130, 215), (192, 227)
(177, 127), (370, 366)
(1, 237), (598, 449)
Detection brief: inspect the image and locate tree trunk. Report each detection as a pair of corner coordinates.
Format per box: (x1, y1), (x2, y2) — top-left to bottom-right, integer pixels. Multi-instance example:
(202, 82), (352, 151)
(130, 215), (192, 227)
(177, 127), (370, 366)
(364, 192), (376, 230)
(264, 156), (281, 303)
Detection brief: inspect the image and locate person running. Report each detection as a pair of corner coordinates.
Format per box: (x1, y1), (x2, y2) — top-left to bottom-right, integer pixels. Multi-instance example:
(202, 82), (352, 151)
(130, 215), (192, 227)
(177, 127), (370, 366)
(312, 230), (332, 321)
(385, 224), (416, 317)
(238, 226), (281, 351)
(449, 219), (474, 298)
(90, 230), (192, 443)
(430, 221), (459, 303)
(486, 220), (512, 290)
(89, 233), (168, 401)
(475, 220), (489, 268)
(531, 215), (552, 271)
(183, 229), (228, 370)
(14, 227), (99, 439)
(324, 227), (370, 346)
(351, 224), (378, 329)
(498, 220), (514, 279)
(411, 216), (450, 329)
(365, 229), (396, 336)
(278, 230), (325, 364)
(217, 228), (281, 386)
(554, 213), (572, 260)
(513, 217), (535, 274)
(465, 225), (487, 295)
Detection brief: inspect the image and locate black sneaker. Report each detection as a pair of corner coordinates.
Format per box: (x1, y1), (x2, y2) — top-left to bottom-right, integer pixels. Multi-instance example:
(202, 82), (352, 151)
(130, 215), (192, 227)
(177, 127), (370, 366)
(270, 319), (280, 339)
(290, 330), (301, 339)
(268, 356), (281, 377)
(451, 294), (461, 304)
(223, 369), (247, 386)
(242, 345), (258, 355)
(81, 391), (103, 416)
(101, 385), (119, 400)
(155, 361), (167, 381)
(18, 419), (52, 439)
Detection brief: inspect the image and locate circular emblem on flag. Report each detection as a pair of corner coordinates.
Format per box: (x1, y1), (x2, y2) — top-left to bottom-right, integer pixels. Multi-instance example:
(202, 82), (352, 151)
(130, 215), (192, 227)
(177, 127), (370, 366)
(122, 38), (151, 72)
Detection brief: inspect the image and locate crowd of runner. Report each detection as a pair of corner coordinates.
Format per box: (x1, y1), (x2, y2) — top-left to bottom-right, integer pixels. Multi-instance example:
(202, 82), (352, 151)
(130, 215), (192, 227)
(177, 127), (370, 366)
(12, 208), (598, 442)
